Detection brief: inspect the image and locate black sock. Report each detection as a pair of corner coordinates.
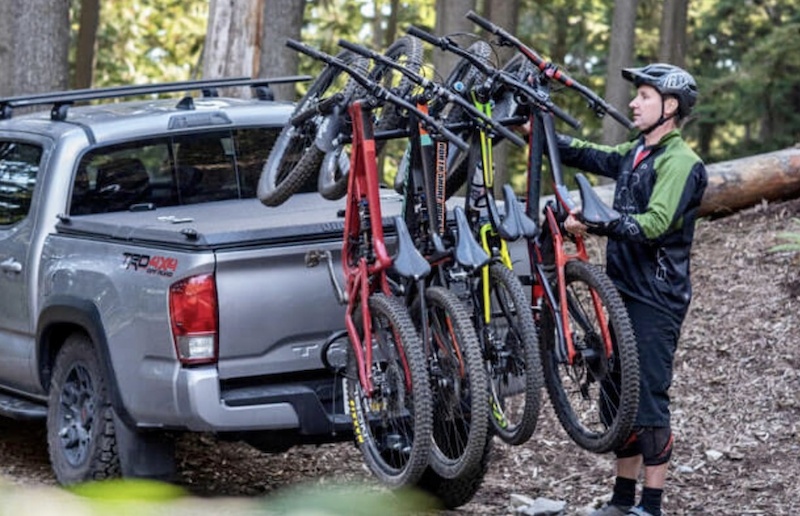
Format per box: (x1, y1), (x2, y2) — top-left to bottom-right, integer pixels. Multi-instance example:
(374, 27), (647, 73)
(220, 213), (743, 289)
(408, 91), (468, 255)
(639, 486), (664, 516)
(609, 476), (637, 508)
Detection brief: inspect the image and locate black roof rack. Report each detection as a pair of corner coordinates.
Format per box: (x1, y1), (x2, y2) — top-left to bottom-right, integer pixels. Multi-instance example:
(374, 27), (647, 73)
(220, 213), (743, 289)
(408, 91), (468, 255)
(0, 75), (310, 121)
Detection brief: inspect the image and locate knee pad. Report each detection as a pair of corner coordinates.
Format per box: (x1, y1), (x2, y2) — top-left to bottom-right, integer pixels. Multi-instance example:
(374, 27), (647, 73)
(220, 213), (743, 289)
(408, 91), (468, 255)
(639, 426), (673, 466)
(614, 431), (641, 459)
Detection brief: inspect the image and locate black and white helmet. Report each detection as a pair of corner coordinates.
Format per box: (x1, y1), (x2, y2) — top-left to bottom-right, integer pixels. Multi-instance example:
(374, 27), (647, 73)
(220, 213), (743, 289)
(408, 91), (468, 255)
(622, 63), (698, 118)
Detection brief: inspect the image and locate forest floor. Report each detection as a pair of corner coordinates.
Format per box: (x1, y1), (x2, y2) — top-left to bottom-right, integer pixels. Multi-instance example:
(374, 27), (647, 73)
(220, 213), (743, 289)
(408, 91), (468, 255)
(1, 197), (799, 515)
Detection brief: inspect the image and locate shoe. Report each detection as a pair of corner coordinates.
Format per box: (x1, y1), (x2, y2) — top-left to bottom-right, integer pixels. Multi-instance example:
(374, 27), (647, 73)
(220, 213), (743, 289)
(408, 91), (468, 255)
(626, 507), (656, 516)
(588, 504), (631, 516)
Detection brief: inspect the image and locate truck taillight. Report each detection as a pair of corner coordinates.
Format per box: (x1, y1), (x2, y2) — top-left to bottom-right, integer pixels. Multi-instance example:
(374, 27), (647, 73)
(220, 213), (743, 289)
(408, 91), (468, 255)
(169, 273), (218, 365)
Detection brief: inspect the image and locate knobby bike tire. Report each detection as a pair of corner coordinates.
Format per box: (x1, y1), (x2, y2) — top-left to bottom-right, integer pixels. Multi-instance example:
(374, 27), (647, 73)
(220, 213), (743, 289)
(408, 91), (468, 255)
(538, 260), (639, 453)
(318, 36), (424, 200)
(415, 434), (494, 510)
(413, 286), (489, 480)
(347, 293), (433, 487)
(480, 263), (543, 445)
(259, 50), (367, 207)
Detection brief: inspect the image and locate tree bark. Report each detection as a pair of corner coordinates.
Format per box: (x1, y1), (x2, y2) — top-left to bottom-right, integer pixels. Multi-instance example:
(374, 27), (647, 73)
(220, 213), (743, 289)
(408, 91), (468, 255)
(203, 0), (262, 98)
(433, 0), (476, 79)
(658, 0), (688, 67)
(258, 0), (305, 100)
(601, 0), (638, 147)
(73, 0), (100, 90)
(0, 0), (69, 97)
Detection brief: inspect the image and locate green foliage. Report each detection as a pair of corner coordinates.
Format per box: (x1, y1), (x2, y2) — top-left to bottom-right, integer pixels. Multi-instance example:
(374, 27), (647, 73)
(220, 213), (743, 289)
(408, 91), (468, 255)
(770, 218), (800, 254)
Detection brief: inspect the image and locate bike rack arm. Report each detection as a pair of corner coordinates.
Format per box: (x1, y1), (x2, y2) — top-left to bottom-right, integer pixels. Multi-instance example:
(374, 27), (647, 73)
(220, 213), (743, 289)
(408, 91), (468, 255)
(465, 10), (635, 131)
(286, 39), (470, 152)
(337, 38), (526, 148)
(406, 25), (581, 130)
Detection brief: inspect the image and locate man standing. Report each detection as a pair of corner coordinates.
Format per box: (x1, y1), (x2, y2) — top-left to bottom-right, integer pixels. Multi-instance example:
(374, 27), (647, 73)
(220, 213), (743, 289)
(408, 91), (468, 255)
(560, 63), (708, 516)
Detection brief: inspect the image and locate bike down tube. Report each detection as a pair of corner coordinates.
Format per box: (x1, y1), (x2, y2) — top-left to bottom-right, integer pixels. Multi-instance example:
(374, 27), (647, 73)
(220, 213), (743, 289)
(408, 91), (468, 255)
(342, 100), (396, 396)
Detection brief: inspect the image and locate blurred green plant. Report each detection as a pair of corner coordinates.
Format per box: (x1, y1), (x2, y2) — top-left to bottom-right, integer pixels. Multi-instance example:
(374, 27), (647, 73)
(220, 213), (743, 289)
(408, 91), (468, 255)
(770, 217), (800, 253)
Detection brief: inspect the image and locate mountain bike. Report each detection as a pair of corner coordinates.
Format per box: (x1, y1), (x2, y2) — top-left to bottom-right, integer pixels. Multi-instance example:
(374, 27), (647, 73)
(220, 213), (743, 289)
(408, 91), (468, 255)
(337, 37), (507, 481)
(276, 39), (457, 487)
(465, 11), (641, 453)
(405, 26), (546, 447)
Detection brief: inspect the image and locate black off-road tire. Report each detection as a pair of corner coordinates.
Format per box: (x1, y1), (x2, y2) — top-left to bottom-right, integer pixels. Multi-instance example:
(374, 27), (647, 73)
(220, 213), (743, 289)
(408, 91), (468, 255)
(414, 286), (489, 480)
(259, 50), (366, 206)
(347, 293), (433, 487)
(482, 263), (543, 445)
(415, 435), (493, 510)
(539, 260), (639, 453)
(47, 332), (121, 485)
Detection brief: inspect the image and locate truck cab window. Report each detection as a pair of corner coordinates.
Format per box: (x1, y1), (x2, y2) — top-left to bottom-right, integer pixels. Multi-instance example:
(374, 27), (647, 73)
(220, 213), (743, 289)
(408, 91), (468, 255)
(0, 141), (43, 225)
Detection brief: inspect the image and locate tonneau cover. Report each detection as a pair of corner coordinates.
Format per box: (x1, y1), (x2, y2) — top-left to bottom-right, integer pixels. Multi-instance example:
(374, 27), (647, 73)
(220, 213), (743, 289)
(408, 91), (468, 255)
(56, 191), (407, 250)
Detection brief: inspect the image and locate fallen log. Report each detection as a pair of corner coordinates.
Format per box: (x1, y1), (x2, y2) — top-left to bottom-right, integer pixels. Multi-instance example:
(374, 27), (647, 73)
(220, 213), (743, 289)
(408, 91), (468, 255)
(581, 145), (800, 219)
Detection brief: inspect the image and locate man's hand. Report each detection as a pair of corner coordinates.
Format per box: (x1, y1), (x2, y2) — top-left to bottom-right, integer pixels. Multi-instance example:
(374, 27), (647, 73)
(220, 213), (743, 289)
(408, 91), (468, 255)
(564, 208), (588, 237)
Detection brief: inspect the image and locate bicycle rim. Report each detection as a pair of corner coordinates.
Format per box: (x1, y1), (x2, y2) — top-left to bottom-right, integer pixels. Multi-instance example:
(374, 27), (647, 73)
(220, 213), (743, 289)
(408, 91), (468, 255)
(481, 264), (543, 445)
(318, 36), (423, 200)
(415, 286), (488, 479)
(539, 260), (639, 453)
(347, 294), (432, 487)
(260, 50), (365, 206)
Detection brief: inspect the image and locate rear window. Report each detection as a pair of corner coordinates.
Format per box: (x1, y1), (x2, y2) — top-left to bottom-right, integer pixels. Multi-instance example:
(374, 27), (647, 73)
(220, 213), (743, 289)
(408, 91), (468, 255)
(70, 127), (280, 215)
(0, 141), (43, 225)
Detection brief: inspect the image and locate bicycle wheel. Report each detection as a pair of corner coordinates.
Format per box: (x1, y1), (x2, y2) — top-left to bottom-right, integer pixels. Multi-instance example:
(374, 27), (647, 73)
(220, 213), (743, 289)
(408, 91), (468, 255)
(318, 36), (423, 200)
(259, 50), (366, 206)
(347, 293), (433, 487)
(479, 263), (543, 445)
(413, 286), (488, 479)
(538, 260), (639, 453)
(415, 434), (493, 510)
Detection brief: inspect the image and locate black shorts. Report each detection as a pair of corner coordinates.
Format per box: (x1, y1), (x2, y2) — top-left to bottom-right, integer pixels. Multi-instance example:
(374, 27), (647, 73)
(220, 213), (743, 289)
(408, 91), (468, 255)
(623, 294), (684, 427)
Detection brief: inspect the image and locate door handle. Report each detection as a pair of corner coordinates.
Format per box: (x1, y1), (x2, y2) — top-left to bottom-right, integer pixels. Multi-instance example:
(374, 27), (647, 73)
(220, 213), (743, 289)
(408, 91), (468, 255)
(0, 257), (22, 273)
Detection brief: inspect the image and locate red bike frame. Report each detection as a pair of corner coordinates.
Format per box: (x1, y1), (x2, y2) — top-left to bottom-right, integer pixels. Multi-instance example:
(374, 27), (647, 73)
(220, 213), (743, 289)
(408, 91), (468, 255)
(341, 99), (410, 396)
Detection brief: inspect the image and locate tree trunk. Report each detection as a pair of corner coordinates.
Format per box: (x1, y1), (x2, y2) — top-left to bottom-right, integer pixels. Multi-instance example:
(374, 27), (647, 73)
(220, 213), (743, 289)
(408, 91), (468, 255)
(433, 0), (476, 78)
(658, 0), (688, 67)
(601, 0), (638, 147)
(258, 0), (305, 100)
(0, 0), (69, 97)
(481, 0), (519, 193)
(203, 0), (262, 98)
(73, 0), (100, 90)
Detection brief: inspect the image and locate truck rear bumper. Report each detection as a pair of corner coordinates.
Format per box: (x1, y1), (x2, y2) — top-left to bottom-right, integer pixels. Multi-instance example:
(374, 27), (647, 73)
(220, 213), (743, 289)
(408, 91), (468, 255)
(177, 368), (300, 431)
(175, 368), (350, 436)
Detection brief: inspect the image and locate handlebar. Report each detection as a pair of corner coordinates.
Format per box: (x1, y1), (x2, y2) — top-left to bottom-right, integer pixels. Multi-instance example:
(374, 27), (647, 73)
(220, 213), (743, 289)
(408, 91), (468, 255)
(291, 92), (343, 126)
(286, 39), (469, 152)
(465, 10), (635, 131)
(338, 38), (526, 148)
(406, 25), (581, 130)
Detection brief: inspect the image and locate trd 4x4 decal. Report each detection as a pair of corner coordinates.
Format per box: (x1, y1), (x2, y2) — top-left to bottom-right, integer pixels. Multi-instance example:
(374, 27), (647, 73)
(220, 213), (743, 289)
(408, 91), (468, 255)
(122, 252), (177, 277)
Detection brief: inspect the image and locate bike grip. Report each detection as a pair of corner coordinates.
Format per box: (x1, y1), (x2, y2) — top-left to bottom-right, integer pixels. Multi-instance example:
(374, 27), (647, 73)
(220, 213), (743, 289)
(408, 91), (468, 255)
(407, 25), (441, 46)
(607, 104), (635, 131)
(338, 39), (373, 59)
(550, 102), (582, 130)
(465, 10), (496, 34)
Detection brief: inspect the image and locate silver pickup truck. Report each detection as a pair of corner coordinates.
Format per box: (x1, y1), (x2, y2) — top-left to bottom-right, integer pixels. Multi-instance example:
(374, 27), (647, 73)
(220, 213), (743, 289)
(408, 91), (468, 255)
(0, 79), (378, 485)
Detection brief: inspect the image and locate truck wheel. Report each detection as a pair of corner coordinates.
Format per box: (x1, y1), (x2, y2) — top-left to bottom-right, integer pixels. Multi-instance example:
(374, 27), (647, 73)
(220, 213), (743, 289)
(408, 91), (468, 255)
(47, 333), (121, 485)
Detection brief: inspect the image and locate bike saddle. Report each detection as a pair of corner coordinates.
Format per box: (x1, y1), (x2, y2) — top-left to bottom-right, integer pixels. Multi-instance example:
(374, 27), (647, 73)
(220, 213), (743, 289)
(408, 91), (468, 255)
(487, 190), (520, 241)
(576, 173), (621, 230)
(453, 206), (490, 271)
(502, 184), (539, 239)
(391, 216), (431, 280)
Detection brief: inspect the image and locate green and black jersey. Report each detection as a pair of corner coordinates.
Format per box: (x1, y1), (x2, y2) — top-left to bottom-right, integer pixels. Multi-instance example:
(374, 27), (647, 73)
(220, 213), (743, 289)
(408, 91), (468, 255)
(558, 130), (708, 320)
